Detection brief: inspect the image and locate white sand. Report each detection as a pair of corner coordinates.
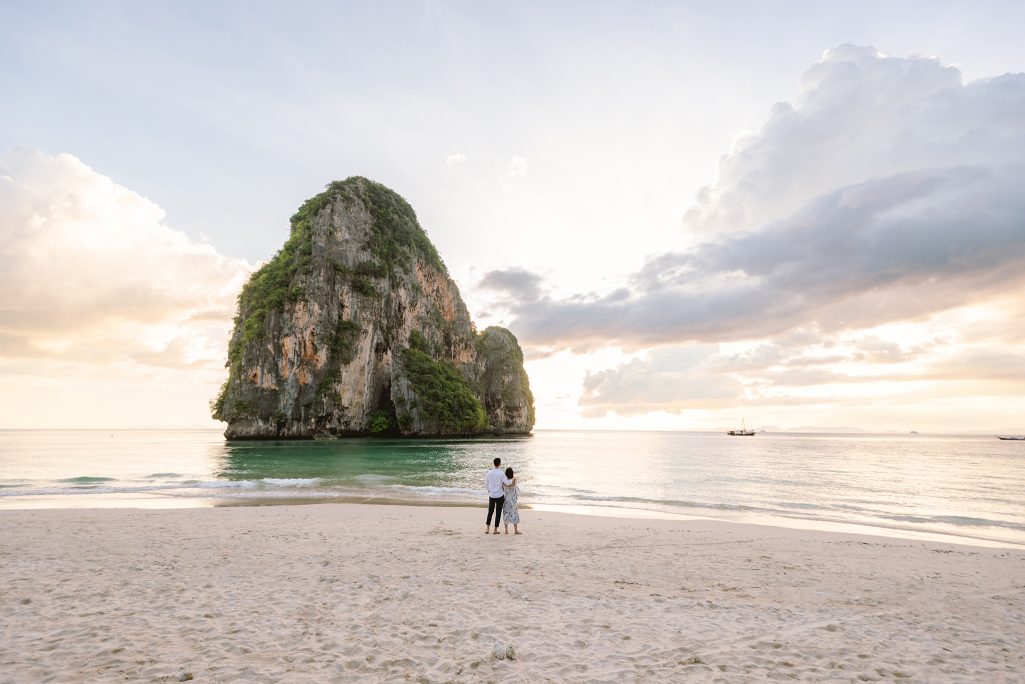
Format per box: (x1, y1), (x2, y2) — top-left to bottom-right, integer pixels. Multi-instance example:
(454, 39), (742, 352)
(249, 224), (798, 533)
(1, 504), (1023, 683)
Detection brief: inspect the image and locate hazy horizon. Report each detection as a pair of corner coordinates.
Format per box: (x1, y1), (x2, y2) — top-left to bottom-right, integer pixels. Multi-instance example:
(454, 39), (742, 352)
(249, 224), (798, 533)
(1, 425), (1020, 437)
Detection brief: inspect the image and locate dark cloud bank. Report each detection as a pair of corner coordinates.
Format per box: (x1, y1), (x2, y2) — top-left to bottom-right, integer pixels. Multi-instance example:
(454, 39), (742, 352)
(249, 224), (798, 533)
(480, 45), (1025, 353)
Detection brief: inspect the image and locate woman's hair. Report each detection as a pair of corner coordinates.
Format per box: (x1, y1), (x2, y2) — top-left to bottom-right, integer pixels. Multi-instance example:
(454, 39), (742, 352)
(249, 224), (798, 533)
(505, 467), (514, 478)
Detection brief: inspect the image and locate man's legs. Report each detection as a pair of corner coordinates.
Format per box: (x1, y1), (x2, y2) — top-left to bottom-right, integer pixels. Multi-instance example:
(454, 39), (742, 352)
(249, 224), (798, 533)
(493, 495), (504, 531)
(486, 496), (502, 530)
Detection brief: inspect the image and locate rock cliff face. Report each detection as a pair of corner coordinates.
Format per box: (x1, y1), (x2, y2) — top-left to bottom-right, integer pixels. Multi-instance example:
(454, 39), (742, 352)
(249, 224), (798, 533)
(212, 177), (535, 439)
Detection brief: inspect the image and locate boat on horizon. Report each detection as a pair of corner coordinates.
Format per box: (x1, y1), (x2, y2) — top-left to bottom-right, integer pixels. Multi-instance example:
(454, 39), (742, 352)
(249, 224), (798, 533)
(727, 420), (756, 436)
(995, 435), (1025, 441)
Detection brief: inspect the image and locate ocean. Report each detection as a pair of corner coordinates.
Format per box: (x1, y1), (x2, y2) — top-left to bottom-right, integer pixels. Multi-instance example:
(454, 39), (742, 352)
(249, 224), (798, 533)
(1, 429), (1023, 547)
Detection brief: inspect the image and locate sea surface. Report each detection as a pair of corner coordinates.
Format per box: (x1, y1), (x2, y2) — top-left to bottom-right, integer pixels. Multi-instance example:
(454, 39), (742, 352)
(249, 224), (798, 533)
(2, 429), (1024, 547)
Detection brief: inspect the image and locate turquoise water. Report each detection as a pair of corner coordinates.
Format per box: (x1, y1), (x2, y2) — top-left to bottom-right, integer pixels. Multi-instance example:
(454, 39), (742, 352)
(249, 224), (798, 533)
(1, 429), (1024, 546)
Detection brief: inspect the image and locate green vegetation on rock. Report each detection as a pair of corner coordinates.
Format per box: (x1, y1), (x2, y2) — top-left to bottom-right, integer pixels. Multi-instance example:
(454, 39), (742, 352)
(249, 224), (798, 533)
(330, 320), (361, 365)
(369, 410), (395, 433)
(308, 176), (446, 280)
(315, 320), (361, 402)
(332, 259), (386, 297)
(229, 194), (321, 356)
(357, 179), (446, 277)
(211, 391), (256, 422)
(401, 347), (487, 434)
(210, 380), (229, 421)
(408, 329), (430, 353)
(314, 369), (341, 402)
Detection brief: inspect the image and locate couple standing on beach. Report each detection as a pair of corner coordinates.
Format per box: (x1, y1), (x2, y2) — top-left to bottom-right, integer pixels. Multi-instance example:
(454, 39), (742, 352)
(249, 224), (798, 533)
(484, 457), (521, 535)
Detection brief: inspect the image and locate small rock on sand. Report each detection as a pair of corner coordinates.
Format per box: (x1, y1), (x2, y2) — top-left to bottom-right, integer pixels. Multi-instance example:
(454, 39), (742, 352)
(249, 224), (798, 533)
(492, 643), (516, 660)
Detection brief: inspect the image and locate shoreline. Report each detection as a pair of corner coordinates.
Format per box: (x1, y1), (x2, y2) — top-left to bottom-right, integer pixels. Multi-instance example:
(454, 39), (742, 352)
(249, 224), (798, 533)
(3, 490), (1024, 552)
(5, 428), (1022, 554)
(2, 503), (1023, 682)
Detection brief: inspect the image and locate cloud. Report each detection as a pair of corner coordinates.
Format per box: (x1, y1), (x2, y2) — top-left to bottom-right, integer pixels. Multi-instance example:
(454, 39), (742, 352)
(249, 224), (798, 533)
(576, 323), (1025, 418)
(490, 46), (1025, 351)
(507, 155), (529, 177)
(850, 336), (917, 364)
(0, 148), (253, 372)
(684, 44), (972, 238)
(579, 346), (743, 416)
(926, 347), (1025, 382)
(497, 155), (530, 189)
(445, 152), (466, 167)
(478, 268), (544, 303)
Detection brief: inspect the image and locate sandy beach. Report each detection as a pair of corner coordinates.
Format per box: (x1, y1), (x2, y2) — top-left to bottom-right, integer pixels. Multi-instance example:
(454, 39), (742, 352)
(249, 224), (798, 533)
(1, 504), (1023, 683)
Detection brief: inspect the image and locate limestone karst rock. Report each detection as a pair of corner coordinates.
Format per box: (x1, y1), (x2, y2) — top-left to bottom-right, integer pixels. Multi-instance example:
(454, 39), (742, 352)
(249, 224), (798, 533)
(212, 177), (535, 439)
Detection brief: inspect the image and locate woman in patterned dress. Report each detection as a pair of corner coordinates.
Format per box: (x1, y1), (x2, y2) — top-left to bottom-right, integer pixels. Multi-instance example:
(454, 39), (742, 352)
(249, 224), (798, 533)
(503, 467), (522, 534)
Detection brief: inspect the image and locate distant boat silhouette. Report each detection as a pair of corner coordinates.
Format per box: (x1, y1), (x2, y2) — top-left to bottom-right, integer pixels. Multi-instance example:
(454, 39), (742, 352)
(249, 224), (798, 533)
(996, 435), (1025, 441)
(727, 420), (756, 436)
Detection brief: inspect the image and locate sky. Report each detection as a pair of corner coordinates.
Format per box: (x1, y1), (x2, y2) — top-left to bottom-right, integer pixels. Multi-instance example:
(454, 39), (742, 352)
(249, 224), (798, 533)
(2, 1), (1024, 432)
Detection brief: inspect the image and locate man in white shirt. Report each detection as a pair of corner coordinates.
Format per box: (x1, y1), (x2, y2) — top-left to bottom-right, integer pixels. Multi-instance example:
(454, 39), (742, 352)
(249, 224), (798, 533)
(485, 457), (512, 535)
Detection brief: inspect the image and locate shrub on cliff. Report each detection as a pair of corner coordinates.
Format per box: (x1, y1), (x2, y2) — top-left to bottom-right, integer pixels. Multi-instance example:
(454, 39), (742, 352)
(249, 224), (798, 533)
(401, 348), (487, 434)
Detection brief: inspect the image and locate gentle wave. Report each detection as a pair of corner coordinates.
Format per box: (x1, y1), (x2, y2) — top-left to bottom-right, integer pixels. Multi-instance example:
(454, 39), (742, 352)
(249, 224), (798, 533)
(386, 484), (481, 497)
(0, 477), (327, 497)
(879, 512), (1025, 532)
(555, 491), (1025, 533)
(196, 480), (259, 489)
(0, 483), (186, 497)
(58, 476), (116, 484)
(351, 474), (398, 483)
(566, 492), (755, 512)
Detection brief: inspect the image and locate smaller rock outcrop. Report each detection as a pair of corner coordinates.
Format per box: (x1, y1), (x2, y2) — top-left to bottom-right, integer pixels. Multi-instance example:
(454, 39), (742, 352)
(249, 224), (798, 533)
(478, 327), (535, 433)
